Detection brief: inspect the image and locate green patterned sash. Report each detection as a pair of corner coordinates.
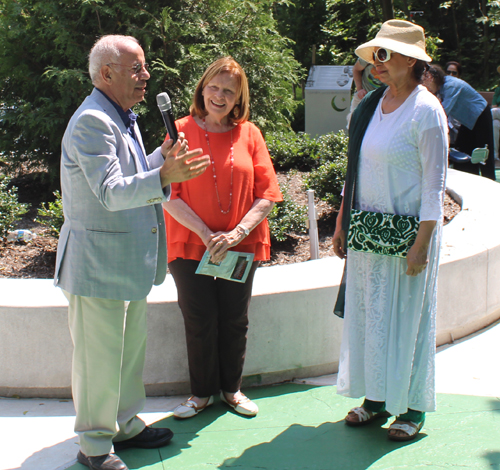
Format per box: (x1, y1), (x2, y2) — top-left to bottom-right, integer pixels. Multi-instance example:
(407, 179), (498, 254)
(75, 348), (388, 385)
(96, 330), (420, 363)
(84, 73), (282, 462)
(347, 209), (420, 258)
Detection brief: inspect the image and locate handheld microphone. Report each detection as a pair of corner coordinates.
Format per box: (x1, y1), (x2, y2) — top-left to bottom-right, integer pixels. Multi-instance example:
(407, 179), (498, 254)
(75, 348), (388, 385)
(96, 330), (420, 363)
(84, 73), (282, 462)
(156, 92), (178, 142)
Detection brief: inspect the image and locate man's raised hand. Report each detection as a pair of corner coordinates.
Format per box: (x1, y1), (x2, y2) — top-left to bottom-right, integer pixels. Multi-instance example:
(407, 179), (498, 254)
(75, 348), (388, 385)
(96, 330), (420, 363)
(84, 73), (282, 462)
(160, 138), (210, 187)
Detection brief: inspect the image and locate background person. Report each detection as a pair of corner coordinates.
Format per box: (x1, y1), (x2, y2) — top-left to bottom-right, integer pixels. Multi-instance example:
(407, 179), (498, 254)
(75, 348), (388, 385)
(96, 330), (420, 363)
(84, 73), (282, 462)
(490, 65), (500, 160)
(445, 60), (462, 78)
(163, 57), (282, 419)
(54, 35), (209, 470)
(333, 20), (448, 441)
(346, 58), (383, 128)
(423, 64), (496, 179)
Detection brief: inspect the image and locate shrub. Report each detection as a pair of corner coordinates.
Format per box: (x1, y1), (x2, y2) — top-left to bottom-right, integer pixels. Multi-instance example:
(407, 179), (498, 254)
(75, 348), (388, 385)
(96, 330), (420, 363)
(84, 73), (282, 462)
(0, 176), (29, 239)
(36, 190), (64, 237)
(290, 100), (305, 133)
(268, 182), (308, 242)
(315, 130), (349, 165)
(304, 159), (347, 209)
(266, 131), (320, 171)
(304, 130), (348, 209)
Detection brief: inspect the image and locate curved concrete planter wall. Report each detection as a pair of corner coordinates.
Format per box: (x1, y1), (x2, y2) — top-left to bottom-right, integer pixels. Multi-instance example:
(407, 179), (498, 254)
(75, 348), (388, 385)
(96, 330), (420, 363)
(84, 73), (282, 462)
(1, 169), (499, 398)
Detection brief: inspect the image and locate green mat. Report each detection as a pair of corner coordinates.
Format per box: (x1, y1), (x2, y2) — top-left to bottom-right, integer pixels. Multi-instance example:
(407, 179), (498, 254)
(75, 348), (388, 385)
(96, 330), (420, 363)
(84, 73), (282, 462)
(67, 383), (500, 470)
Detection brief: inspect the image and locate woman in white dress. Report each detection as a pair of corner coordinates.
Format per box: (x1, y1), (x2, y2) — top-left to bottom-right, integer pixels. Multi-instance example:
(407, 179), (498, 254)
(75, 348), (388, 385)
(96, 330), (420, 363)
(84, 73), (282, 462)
(332, 20), (448, 441)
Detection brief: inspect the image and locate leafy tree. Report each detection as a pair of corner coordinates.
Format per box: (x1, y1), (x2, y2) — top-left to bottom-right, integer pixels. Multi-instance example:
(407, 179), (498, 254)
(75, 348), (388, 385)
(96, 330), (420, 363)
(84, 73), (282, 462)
(432, 0), (500, 88)
(319, 0), (384, 65)
(0, 0), (302, 189)
(274, 0), (329, 70)
(146, 0), (302, 135)
(295, 0), (500, 90)
(0, 0), (94, 184)
(380, 0), (394, 20)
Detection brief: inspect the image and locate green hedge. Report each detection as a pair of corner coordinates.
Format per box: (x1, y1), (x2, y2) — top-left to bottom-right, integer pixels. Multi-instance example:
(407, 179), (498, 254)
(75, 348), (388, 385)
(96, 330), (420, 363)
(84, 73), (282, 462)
(268, 181), (308, 242)
(304, 131), (348, 209)
(36, 190), (64, 237)
(266, 131), (320, 171)
(268, 129), (348, 210)
(265, 130), (348, 243)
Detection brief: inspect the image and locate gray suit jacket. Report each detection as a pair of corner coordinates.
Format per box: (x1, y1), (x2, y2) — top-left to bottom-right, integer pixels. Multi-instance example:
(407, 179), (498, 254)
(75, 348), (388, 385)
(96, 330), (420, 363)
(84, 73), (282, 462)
(54, 89), (169, 301)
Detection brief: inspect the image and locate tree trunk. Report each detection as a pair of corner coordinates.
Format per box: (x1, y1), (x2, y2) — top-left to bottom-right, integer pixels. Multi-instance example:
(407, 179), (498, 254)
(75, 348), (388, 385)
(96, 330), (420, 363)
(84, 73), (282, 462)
(400, 0), (410, 21)
(481, 0), (490, 88)
(451, 2), (460, 55)
(379, 0), (394, 21)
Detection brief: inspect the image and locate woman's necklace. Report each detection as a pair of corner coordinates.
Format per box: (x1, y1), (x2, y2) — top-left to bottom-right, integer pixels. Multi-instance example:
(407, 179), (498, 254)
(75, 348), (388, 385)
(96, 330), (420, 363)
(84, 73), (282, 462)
(202, 118), (234, 214)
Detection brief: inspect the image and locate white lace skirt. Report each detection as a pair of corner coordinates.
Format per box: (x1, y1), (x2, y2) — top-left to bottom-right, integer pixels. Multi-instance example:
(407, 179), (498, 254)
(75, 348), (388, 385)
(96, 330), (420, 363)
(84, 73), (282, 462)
(336, 229), (440, 416)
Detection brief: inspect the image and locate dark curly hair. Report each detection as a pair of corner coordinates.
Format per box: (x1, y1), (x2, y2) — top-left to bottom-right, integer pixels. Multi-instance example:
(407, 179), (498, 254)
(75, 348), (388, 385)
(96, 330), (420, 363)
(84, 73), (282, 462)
(413, 59), (430, 83)
(426, 64), (446, 88)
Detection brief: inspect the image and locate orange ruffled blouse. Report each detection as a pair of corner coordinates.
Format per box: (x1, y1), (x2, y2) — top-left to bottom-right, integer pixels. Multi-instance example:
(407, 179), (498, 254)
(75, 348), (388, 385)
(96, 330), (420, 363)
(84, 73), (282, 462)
(164, 116), (283, 263)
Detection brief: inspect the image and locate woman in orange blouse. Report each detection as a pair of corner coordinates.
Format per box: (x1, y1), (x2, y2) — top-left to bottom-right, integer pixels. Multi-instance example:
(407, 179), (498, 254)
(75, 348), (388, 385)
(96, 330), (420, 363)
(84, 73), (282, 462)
(163, 57), (282, 419)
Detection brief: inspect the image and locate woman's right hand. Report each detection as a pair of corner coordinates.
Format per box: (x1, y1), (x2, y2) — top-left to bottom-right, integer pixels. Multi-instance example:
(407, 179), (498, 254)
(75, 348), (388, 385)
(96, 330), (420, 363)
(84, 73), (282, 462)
(205, 228), (245, 264)
(332, 198), (346, 259)
(332, 228), (347, 259)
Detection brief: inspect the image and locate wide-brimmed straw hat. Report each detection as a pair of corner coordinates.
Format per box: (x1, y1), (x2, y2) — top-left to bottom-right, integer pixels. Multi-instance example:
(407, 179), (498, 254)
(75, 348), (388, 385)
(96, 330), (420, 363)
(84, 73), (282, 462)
(355, 19), (432, 64)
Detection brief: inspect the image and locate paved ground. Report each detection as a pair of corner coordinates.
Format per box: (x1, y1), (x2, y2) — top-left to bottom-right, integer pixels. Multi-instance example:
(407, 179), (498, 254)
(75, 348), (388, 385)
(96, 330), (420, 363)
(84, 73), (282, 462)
(1, 320), (499, 470)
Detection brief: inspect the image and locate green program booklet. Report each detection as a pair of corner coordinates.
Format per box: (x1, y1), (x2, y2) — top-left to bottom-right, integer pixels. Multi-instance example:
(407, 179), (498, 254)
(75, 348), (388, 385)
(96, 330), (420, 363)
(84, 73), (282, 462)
(195, 251), (255, 283)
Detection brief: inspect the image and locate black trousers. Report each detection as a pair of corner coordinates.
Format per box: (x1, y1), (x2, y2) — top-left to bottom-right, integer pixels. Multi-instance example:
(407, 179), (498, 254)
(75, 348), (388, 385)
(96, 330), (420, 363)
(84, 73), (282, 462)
(454, 105), (496, 180)
(169, 258), (259, 397)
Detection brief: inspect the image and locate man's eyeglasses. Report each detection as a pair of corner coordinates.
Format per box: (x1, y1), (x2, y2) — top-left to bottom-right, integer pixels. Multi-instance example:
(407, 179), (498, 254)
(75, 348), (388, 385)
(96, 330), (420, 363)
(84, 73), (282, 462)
(446, 70), (458, 76)
(106, 63), (149, 74)
(373, 48), (392, 63)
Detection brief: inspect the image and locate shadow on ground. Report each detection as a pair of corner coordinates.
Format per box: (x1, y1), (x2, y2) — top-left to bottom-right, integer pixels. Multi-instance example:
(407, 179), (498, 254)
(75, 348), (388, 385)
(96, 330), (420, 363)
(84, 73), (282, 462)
(60, 383), (500, 470)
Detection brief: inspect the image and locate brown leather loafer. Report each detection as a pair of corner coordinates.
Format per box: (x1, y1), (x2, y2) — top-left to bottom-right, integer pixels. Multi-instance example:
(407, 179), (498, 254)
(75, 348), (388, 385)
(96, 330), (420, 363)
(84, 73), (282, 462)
(77, 451), (128, 470)
(113, 426), (174, 451)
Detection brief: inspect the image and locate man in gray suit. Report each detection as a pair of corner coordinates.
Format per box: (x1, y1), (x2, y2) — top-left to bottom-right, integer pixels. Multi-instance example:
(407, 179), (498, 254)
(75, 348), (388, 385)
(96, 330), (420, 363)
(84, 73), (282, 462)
(54, 35), (209, 470)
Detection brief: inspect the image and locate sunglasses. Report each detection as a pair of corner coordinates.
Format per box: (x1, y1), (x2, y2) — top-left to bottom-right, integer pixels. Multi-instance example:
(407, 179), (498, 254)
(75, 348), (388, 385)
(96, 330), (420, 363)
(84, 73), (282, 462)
(446, 70), (458, 76)
(373, 48), (392, 63)
(106, 63), (149, 74)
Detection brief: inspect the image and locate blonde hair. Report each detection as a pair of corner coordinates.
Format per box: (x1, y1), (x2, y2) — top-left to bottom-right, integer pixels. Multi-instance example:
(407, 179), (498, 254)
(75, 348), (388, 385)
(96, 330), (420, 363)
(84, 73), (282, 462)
(190, 57), (250, 124)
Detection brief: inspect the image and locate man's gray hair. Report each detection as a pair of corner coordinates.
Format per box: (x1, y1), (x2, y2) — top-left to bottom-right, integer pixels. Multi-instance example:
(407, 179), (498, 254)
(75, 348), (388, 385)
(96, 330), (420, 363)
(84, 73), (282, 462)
(88, 35), (140, 85)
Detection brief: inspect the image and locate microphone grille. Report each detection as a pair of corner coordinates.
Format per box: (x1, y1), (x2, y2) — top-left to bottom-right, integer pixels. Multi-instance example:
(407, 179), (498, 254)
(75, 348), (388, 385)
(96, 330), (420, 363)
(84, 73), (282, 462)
(156, 92), (172, 111)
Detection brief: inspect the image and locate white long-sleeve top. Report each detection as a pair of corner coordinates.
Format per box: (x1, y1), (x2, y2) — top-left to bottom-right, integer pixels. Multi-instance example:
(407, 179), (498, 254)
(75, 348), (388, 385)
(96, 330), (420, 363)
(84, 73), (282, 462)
(356, 85), (448, 222)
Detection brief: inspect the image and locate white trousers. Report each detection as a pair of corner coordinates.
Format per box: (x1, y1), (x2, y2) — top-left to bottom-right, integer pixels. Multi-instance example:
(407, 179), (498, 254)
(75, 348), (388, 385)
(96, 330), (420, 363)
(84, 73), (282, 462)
(64, 291), (147, 456)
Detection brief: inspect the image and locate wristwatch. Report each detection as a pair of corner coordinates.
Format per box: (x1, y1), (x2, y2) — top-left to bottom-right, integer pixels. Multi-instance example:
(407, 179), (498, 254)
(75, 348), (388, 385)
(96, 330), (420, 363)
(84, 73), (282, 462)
(237, 224), (250, 236)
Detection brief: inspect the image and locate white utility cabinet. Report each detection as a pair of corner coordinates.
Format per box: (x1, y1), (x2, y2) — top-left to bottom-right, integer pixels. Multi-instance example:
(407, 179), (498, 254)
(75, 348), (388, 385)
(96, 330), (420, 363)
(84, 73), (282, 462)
(305, 65), (354, 136)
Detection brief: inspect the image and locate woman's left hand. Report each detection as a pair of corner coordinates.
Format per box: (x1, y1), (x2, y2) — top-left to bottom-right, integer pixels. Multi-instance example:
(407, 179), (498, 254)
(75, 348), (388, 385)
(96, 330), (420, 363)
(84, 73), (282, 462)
(405, 220), (437, 276)
(206, 199), (275, 264)
(207, 227), (246, 264)
(406, 243), (429, 276)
